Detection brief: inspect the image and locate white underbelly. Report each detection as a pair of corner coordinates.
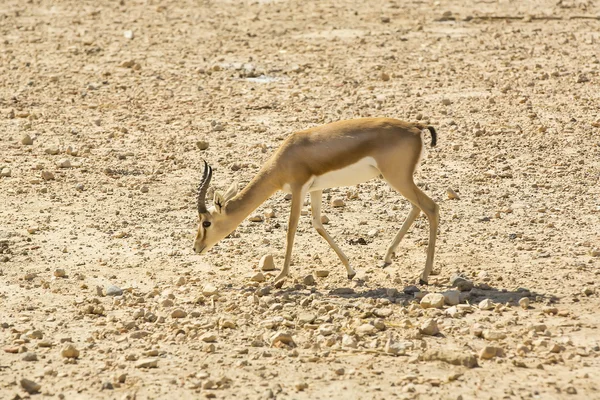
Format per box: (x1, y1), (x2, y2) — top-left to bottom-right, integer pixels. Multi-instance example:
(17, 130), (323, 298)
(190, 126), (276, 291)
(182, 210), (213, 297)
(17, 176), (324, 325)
(309, 156), (380, 191)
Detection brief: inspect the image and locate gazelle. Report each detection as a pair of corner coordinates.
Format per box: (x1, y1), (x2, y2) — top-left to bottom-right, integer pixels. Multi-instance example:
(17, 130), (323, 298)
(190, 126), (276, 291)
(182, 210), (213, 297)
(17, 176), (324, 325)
(193, 118), (439, 284)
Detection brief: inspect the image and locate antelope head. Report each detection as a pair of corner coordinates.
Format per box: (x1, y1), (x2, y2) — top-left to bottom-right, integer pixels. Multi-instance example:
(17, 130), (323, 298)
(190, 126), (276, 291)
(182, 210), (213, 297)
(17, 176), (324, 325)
(193, 161), (239, 254)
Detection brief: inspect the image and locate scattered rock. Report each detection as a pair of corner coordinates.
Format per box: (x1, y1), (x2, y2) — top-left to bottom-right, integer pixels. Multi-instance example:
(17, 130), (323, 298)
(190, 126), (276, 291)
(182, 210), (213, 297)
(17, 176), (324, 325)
(22, 352), (38, 361)
(419, 319), (439, 336)
(302, 274), (316, 286)
(482, 330), (507, 341)
(356, 323), (377, 335)
(478, 298), (495, 310)
(200, 332), (217, 342)
(21, 134), (34, 145)
(196, 140), (210, 150)
(106, 285), (123, 297)
(20, 378), (41, 394)
(442, 98), (452, 106)
(450, 275), (474, 291)
(171, 309), (187, 318)
(270, 332), (295, 347)
(54, 268), (66, 278)
(446, 188), (460, 200)
(259, 254), (275, 271)
(0, 168), (10, 177)
(380, 72), (390, 81)
(45, 145), (60, 155)
(135, 358), (158, 368)
(479, 346), (503, 360)
(41, 171), (55, 181)
(251, 272), (266, 282)
(331, 197), (345, 207)
(57, 158), (71, 168)
(202, 284), (218, 296)
(315, 270), (329, 278)
(342, 334), (358, 349)
(519, 297), (530, 309)
(384, 337), (405, 356)
(61, 344), (80, 359)
(422, 349), (478, 368)
(442, 290), (460, 306)
(420, 293), (445, 309)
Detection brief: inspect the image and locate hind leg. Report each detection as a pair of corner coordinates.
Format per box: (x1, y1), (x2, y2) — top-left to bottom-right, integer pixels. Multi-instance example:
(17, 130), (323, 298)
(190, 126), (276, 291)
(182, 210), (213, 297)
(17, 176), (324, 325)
(381, 204), (421, 267)
(310, 190), (356, 279)
(381, 174), (439, 284)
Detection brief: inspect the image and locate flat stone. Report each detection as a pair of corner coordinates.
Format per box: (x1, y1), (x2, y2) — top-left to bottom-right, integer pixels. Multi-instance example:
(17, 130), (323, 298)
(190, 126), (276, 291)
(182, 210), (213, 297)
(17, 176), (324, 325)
(422, 349), (478, 368)
(202, 284), (218, 296)
(330, 287), (354, 295)
(356, 323), (377, 335)
(373, 308), (393, 318)
(270, 331), (295, 347)
(135, 358), (158, 368)
(200, 332), (217, 342)
(482, 330), (507, 341)
(171, 309), (187, 318)
(106, 285), (123, 297)
(450, 275), (474, 291)
(315, 270), (329, 278)
(251, 272), (265, 282)
(298, 313), (316, 324)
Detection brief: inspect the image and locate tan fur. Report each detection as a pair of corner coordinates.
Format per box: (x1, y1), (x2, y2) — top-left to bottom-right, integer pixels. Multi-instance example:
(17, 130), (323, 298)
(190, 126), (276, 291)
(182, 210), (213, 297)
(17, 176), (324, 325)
(193, 117), (439, 284)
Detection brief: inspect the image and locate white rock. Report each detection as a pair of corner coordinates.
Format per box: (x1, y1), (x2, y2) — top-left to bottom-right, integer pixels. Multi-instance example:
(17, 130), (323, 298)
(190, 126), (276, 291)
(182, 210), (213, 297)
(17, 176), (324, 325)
(341, 334), (358, 349)
(124, 30), (134, 39)
(331, 197), (345, 207)
(251, 272), (265, 282)
(478, 299), (495, 310)
(57, 158), (71, 168)
(270, 331), (295, 347)
(259, 254), (275, 271)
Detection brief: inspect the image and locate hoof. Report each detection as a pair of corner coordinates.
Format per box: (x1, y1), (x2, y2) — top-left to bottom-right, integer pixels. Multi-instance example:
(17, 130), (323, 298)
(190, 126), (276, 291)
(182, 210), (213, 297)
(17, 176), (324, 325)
(380, 261), (392, 269)
(274, 280), (285, 289)
(419, 278), (429, 286)
(347, 272), (356, 280)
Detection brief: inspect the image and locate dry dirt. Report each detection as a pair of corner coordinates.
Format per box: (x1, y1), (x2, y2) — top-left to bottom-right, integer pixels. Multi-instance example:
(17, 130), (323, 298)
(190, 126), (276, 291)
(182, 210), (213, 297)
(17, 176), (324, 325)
(1, 0), (600, 399)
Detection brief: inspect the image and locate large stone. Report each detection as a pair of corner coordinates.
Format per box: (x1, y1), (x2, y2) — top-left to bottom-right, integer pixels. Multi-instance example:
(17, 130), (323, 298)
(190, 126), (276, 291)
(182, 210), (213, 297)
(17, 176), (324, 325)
(202, 284), (218, 296)
(420, 293), (445, 309)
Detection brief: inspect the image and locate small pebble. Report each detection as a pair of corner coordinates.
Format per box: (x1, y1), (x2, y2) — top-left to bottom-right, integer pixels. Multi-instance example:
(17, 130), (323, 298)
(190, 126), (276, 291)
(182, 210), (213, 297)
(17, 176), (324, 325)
(519, 297), (530, 309)
(21, 134), (34, 145)
(331, 198), (345, 207)
(315, 270), (329, 278)
(251, 272), (266, 282)
(135, 358), (158, 368)
(20, 378), (41, 394)
(61, 344), (80, 359)
(446, 188), (460, 200)
(57, 158), (71, 168)
(196, 140), (210, 150)
(171, 309), (187, 318)
(41, 171), (55, 181)
(302, 274), (316, 286)
(54, 268), (66, 278)
(106, 285), (123, 297)
(420, 293), (445, 309)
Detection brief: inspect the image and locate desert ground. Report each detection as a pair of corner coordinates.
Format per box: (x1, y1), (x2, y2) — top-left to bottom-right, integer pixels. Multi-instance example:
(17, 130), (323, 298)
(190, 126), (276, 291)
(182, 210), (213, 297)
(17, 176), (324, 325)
(1, 0), (599, 399)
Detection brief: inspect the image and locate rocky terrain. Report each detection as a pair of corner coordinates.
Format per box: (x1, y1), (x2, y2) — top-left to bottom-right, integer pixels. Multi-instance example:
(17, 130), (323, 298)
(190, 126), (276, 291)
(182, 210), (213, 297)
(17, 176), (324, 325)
(1, 0), (599, 399)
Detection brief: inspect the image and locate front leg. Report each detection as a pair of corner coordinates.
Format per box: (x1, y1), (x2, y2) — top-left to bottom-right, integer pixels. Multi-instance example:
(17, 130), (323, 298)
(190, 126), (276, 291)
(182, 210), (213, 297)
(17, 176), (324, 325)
(274, 186), (305, 283)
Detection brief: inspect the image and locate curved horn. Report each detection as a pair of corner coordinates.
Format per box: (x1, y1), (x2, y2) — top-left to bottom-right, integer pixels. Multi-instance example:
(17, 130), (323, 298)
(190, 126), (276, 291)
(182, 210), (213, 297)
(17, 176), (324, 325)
(196, 161), (213, 213)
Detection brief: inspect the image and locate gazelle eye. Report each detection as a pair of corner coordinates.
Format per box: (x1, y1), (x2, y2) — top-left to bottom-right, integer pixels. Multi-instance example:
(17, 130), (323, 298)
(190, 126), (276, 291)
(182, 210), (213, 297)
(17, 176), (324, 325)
(202, 221), (211, 228)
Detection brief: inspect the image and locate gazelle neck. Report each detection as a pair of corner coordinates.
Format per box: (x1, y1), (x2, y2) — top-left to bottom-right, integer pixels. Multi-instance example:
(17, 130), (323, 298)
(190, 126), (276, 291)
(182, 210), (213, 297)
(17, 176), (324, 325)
(224, 167), (280, 223)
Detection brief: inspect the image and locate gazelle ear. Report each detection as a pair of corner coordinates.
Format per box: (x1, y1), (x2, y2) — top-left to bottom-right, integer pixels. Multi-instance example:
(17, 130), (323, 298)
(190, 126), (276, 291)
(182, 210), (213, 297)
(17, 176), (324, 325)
(223, 181), (239, 202)
(214, 191), (226, 214)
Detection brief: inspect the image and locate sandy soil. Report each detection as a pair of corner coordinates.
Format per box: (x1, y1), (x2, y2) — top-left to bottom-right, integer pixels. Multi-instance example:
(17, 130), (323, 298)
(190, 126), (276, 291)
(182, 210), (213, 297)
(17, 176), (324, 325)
(1, 0), (600, 399)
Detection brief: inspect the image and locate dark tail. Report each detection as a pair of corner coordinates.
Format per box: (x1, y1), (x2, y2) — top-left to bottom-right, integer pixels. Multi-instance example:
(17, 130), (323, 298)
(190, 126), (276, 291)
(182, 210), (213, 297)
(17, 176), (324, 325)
(426, 126), (437, 147)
